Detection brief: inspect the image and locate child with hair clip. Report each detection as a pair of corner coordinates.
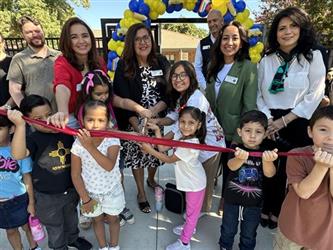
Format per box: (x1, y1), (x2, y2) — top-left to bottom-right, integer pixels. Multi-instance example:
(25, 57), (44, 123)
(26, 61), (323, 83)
(71, 100), (125, 250)
(141, 106), (207, 250)
(0, 114), (40, 250)
(76, 69), (152, 128)
(152, 60), (225, 216)
(77, 69), (153, 226)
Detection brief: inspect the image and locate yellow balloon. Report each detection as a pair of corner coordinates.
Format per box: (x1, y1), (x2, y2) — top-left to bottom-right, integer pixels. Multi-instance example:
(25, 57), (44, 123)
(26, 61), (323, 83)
(124, 9), (133, 19)
(243, 18), (254, 30)
(235, 12), (246, 23)
(116, 46), (124, 57)
(108, 71), (115, 81)
(255, 42), (264, 52)
(149, 11), (159, 20)
(108, 39), (117, 51)
(243, 9), (250, 18)
(157, 3), (166, 15)
(119, 19), (126, 28)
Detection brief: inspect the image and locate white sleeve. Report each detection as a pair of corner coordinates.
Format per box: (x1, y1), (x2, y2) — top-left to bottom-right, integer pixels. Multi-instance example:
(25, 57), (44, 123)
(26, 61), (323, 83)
(187, 91), (209, 113)
(292, 51), (325, 119)
(70, 139), (81, 157)
(257, 58), (272, 119)
(194, 43), (207, 90)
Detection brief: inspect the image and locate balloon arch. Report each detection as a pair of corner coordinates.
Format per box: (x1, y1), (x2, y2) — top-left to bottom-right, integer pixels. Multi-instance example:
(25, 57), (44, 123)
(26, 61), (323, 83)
(106, 0), (264, 79)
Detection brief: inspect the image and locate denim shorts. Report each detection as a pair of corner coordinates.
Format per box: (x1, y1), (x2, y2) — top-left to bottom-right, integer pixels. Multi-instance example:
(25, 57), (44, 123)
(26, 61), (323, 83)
(0, 193), (29, 229)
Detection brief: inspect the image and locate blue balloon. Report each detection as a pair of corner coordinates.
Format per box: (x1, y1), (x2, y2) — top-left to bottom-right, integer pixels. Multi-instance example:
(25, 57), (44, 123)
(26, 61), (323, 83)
(223, 11), (234, 23)
(112, 31), (119, 41)
(108, 51), (118, 60)
(174, 4), (183, 12)
(198, 10), (208, 17)
(107, 61), (113, 71)
(248, 37), (259, 46)
(144, 19), (151, 28)
(235, 0), (246, 12)
(252, 23), (264, 30)
(138, 3), (150, 16)
(162, 0), (169, 5)
(129, 0), (139, 12)
(193, 1), (200, 13)
(166, 5), (175, 13)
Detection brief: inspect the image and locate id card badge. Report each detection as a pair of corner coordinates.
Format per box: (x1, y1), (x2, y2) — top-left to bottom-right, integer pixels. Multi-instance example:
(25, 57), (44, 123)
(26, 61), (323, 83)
(225, 75), (238, 85)
(203, 45), (210, 50)
(151, 69), (163, 77)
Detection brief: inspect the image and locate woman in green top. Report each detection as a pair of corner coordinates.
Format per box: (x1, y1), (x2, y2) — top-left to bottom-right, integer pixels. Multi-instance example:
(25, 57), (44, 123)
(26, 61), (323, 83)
(205, 21), (258, 213)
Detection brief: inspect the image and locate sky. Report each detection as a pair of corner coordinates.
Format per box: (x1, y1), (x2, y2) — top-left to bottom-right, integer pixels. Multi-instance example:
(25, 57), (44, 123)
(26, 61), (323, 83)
(72, 0), (261, 30)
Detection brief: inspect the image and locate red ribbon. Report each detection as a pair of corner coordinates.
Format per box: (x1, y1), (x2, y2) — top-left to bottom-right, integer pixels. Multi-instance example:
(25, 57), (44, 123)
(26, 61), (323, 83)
(0, 109), (313, 157)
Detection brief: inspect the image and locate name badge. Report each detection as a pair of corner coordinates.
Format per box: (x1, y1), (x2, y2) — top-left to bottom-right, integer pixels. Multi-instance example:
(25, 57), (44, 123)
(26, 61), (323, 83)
(76, 83), (82, 92)
(151, 69), (163, 77)
(225, 75), (238, 85)
(203, 45), (210, 50)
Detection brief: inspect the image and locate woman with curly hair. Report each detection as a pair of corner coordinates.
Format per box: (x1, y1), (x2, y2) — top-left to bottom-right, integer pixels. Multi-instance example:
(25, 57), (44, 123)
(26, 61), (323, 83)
(257, 7), (326, 229)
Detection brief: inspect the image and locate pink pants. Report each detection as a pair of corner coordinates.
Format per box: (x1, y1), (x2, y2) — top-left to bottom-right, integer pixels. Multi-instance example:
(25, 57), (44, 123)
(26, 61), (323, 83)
(180, 188), (206, 244)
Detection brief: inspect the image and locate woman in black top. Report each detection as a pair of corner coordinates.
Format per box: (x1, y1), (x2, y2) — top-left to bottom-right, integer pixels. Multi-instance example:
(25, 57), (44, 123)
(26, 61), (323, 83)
(113, 23), (170, 213)
(0, 33), (13, 109)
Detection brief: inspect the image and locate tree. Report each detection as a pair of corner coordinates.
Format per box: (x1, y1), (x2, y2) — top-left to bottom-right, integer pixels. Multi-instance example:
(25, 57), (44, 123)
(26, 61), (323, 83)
(255, 0), (333, 45)
(162, 23), (208, 39)
(0, 0), (89, 37)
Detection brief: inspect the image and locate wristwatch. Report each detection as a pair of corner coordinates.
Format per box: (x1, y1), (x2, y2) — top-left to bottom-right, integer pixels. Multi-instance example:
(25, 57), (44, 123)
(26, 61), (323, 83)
(3, 104), (11, 110)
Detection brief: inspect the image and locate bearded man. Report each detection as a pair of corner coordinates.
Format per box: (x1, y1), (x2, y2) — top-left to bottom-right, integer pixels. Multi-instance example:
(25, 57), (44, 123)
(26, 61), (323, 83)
(7, 16), (60, 110)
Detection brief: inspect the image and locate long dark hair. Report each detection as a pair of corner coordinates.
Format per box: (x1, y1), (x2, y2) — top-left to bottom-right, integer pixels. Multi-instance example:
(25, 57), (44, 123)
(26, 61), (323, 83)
(122, 23), (158, 79)
(179, 106), (206, 144)
(167, 61), (198, 110)
(266, 7), (316, 62)
(75, 70), (112, 118)
(207, 21), (249, 82)
(59, 17), (100, 71)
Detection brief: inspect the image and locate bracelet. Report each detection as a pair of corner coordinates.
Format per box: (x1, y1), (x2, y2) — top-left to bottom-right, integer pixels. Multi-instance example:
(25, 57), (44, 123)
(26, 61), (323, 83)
(82, 197), (92, 205)
(281, 116), (287, 127)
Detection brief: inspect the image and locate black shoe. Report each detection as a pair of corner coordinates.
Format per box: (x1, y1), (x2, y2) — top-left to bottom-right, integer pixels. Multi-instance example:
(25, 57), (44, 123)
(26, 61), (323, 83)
(68, 237), (92, 250)
(268, 219), (278, 229)
(260, 218), (269, 228)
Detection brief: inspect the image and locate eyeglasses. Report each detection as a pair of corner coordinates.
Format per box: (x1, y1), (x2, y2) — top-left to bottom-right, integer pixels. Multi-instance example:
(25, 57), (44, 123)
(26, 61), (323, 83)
(171, 72), (188, 81)
(135, 35), (151, 44)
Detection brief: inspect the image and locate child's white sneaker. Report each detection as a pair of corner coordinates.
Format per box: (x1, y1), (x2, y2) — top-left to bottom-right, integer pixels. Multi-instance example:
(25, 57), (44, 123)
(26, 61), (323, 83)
(172, 224), (196, 236)
(109, 245), (120, 250)
(166, 239), (191, 250)
(99, 247), (109, 250)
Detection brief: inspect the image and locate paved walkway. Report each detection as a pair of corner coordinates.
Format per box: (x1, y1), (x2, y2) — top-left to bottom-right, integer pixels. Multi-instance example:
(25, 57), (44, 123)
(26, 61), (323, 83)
(0, 164), (275, 250)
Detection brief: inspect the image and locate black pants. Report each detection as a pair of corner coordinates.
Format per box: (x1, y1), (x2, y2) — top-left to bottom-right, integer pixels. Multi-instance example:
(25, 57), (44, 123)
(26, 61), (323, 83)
(261, 109), (311, 217)
(34, 188), (80, 250)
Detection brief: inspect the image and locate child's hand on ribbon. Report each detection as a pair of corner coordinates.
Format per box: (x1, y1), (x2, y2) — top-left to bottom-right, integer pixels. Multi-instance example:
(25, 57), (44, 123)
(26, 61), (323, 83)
(7, 110), (25, 127)
(77, 129), (95, 150)
(234, 147), (249, 161)
(262, 149), (279, 162)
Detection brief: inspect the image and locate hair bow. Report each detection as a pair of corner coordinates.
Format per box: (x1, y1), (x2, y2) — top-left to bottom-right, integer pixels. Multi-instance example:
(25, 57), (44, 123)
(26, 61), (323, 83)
(85, 73), (95, 94)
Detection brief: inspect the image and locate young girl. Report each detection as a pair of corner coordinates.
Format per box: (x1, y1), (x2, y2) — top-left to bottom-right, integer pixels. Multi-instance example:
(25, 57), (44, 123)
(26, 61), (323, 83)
(71, 100), (125, 250)
(153, 61), (225, 214)
(141, 106), (207, 250)
(77, 69), (154, 225)
(0, 114), (39, 250)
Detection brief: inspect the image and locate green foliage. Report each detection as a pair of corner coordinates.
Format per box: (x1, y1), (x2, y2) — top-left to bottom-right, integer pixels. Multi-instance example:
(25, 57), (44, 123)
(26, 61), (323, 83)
(255, 0), (333, 46)
(162, 23), (208, 39)
(0, 0), (89, 37)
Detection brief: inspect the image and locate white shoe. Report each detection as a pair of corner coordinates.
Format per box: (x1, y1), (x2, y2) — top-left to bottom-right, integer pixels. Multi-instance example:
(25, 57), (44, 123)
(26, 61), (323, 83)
(172, 224), (196, 236)
(99, 247), (109, 250)
(183, 212), (207, 220)
(109, 246), (120, 250)
(166, 239), (190, 250)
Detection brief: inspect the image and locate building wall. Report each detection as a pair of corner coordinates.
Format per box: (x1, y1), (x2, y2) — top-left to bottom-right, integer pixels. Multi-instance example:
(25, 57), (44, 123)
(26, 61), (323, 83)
(162, 48), (196, 64)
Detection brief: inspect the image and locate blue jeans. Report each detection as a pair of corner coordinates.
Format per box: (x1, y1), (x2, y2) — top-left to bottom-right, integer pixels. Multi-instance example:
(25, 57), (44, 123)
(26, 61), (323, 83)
(219, 203), (261, 250)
